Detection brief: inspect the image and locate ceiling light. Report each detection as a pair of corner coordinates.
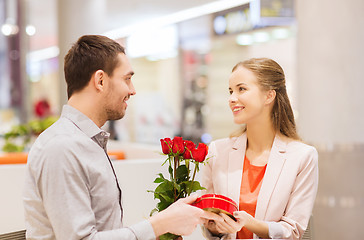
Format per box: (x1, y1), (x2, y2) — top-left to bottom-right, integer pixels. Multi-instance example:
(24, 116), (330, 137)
(236, 34), (253, 45)
(26, 25), (36, 36)
(1, 23), (19, 36)
(272, 28), (290, 39)
(213, 15), (227, 35)
(27, 46), (59, 62)
(253, 31), (270, 43)
(104, 0), (252, 39)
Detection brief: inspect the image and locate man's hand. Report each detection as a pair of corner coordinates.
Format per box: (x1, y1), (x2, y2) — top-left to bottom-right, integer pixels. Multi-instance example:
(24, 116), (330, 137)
(150, 194), (222, 237)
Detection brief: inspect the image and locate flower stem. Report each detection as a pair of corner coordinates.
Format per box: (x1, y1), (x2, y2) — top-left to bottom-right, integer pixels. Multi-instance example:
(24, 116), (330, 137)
(168, 156), (173, 179)
(174, 156), (178, 201)
(188, 162), (198, 196)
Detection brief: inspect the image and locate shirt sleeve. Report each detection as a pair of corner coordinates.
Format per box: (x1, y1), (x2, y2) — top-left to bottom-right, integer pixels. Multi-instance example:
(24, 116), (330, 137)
(89, 220), (155, 240)
(36, 137), (156, 240)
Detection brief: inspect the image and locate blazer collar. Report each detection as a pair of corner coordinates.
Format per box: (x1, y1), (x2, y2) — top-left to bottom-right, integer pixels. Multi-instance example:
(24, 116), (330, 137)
(255, 134), (287, 220)
(227, 134), (247, 205)
(227, 133), (288, 217)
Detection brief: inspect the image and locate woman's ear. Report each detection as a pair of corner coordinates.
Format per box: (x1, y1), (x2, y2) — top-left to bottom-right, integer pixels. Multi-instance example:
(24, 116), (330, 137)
(93, 70), (105, 91)
(265, 89), (276, 105)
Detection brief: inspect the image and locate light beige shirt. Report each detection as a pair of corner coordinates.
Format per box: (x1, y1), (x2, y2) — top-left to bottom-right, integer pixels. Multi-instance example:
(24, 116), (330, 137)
(23, 105), (155, 240)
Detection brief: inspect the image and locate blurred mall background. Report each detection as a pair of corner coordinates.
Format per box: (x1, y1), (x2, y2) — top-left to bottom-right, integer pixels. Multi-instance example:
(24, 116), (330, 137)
(0, 0), (363, 239)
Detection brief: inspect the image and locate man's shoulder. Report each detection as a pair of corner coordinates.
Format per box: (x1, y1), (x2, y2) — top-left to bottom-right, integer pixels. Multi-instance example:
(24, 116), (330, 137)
(38, 117), (86, 142)
(29, 117), (91, 158)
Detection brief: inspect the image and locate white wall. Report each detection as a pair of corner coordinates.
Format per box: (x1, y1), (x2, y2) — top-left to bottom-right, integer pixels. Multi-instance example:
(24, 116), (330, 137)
(296, 0), (364, 144)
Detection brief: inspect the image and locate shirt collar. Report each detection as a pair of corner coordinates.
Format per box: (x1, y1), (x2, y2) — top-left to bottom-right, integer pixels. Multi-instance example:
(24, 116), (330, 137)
(61, 105), (110, 149)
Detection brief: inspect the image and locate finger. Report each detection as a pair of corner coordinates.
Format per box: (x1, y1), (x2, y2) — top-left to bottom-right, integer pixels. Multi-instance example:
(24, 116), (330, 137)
(219, 214), (240, 233)
(201, 210), (223, 221)
(214, 220), (231, 233)
(202, 218), (210, 226)
(233, 210), (247, 219)
(220, 213), (236, 224)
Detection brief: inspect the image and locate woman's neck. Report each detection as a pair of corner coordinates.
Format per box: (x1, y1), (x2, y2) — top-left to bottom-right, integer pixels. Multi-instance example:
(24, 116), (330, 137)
(246, 122), (276, 153)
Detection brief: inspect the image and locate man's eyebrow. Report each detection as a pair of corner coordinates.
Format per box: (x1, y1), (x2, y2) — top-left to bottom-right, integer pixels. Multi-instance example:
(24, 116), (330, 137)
(125, 71), (134, 77)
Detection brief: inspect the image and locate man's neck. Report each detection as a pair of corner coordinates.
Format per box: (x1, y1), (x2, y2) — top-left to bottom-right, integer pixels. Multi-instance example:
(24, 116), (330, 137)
(68, 95), (106, 128)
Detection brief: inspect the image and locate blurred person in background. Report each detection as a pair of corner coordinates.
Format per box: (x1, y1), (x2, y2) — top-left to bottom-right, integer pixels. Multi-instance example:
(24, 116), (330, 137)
(201, 58), (318, 239)
(23, 35), (220, 240)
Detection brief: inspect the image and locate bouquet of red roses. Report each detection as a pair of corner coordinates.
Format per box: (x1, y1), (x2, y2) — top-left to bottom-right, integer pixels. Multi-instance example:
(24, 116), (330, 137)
(149, 136), (209, 240)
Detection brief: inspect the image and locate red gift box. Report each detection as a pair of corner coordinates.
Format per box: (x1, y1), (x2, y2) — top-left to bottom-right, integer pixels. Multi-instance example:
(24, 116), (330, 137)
(193, 194), (238, 219)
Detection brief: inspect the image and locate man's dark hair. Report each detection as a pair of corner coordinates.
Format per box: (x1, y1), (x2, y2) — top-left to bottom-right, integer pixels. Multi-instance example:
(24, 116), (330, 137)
(64, 35), (126, 98)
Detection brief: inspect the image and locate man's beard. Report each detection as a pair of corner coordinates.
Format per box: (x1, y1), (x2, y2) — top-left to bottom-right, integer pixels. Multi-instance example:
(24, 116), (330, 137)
(105, 107), (125, 121)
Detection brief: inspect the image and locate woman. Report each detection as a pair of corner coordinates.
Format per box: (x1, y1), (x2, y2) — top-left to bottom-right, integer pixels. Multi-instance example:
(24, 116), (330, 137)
(201, 58), (318, 239)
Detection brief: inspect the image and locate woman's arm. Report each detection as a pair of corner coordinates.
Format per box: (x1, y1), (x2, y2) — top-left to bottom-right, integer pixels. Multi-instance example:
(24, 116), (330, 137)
(267, 146), (319, 239)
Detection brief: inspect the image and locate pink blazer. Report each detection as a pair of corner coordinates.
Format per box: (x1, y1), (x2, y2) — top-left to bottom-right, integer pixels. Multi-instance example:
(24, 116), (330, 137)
(201, 133), (319, 239)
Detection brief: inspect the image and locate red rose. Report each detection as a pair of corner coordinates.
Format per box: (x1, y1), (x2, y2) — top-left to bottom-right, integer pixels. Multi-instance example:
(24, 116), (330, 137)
(172, 136), (185, 155)
(183, 140), (196, 159)
(160, 138), (172, 154)
(191, 143), (208, 162)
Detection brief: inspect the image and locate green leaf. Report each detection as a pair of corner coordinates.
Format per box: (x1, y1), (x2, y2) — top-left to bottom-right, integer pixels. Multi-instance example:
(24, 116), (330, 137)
(195, 162), (200, 172)
(173, 181), (181, 192)
(158, 173), (166, 179)
(168, 165), (173, 179)
(154, 177), (165, 183)
(154, 181), (173, 194)
(149, 208), (159, 217)
(185, 181), (205, 194)
(162, 157), (169, 166)
(159, 232), (181, 240)
(2, 142), (25, 152)
(155, 191), (174, 203)
(175, 165), (188, 183)
(157, 199), (173, 211)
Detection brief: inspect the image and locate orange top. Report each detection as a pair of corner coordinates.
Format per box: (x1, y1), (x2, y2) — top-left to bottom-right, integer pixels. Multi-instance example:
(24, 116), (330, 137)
(237, 155), (267, 239)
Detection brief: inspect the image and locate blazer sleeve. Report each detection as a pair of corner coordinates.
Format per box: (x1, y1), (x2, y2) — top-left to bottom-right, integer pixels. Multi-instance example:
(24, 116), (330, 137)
(267, 146), (319, 240)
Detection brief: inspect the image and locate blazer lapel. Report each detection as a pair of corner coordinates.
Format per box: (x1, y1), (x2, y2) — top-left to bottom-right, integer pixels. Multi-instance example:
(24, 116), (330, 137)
(255, 134), (287, 220)
(227, 134), (247, 206)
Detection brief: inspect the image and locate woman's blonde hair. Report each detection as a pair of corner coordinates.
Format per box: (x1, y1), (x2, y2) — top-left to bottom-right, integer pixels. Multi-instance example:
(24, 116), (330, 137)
(230, 58), (300, 140)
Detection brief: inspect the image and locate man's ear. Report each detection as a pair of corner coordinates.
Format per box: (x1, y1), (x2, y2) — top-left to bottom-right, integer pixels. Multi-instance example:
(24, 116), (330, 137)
(265, 89), (276, 105)
(93, 70), (105, 91)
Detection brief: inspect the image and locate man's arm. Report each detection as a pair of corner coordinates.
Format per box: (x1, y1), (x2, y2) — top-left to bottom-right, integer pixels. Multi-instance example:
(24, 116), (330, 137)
(150, 194), (222, 237)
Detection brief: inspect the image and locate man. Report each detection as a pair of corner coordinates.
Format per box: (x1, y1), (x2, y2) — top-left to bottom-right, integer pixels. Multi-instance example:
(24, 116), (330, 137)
(23, 35), (219, 239)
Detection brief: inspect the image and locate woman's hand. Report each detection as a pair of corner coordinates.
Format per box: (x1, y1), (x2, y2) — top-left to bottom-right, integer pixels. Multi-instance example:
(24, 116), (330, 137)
(204, 211), (253, 235)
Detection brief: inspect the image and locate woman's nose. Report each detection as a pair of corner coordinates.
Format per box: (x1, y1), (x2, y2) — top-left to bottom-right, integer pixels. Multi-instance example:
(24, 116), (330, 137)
(229, 93), (237, 103)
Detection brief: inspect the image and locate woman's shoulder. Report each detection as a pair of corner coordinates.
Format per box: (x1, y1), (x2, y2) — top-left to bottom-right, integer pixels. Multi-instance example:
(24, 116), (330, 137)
(288, 140), (317, 153)
(281, 138), (318, 164)
(277, 134), (315, 151)
(276, 134), (317, 159)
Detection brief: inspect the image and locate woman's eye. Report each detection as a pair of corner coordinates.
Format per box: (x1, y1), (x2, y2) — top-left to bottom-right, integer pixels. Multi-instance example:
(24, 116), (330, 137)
(229, 90), (233, 95)
(239, 87), (245, 91)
